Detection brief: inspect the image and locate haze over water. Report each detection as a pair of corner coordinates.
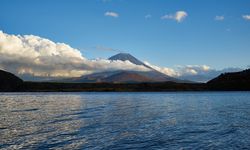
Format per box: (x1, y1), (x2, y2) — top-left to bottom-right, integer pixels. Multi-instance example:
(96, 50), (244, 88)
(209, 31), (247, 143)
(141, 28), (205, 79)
(1, 92), (250, 149)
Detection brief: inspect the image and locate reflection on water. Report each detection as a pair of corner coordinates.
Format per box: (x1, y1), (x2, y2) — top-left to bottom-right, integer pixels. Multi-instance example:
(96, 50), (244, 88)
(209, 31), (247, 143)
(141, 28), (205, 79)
(0, 93), (85, 149)
(1, 92), (250, 149)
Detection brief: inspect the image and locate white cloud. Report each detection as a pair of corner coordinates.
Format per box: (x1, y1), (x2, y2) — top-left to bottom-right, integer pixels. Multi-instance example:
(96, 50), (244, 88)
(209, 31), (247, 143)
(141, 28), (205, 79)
(161, 11), (188, 22)
(242, 15), (250, 20)
(177, 65), (211, 76)
(215, 15), (224, 21)
(104, 11), (119, 18)
(145, 14), (152, 19)
(0, 31), (149, 78)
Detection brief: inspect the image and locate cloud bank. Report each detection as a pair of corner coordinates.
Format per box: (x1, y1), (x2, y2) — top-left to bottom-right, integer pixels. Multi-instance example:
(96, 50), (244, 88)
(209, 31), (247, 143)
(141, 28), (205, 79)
(144, 62), (212, 78)
(161, 11), (188, 22)
(0, 31), (149, 78)
(144, 62), (242, 82)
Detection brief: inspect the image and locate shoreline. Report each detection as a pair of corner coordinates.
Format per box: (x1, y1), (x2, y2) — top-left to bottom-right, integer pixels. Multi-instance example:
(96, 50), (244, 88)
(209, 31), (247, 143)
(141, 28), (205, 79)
(1, 81), (250, 92)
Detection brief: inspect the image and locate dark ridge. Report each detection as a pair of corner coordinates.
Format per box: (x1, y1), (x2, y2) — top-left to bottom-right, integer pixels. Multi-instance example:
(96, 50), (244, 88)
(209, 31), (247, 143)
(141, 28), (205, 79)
(207, 69), (250, 90)
(0, 70), (23, 91)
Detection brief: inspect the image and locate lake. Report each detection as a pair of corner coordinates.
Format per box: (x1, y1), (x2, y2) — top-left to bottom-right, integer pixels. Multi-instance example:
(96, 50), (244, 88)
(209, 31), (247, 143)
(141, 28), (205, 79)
(1, 92), (250, 149)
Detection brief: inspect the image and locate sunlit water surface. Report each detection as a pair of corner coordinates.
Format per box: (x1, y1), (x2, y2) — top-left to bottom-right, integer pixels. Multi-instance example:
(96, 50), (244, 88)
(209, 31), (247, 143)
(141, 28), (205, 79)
(1, 92), (250, 149)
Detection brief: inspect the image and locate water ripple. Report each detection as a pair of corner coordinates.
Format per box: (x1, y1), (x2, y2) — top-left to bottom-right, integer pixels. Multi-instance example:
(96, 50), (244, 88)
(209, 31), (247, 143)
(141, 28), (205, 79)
(1, 92), (250, 149)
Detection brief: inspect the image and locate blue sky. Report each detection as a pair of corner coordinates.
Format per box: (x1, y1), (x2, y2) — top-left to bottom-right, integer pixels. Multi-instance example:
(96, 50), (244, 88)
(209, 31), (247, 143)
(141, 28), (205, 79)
(0, 0), (250, 69)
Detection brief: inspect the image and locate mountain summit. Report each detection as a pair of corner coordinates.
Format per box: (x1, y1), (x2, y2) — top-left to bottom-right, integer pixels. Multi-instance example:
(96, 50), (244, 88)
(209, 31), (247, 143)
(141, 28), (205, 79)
(109, 53), (147, 66)
(109, 53), (153, 69)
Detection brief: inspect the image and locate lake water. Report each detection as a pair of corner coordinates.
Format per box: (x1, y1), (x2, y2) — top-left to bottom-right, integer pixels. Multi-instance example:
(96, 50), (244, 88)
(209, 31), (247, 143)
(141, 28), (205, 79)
(1, 92), (250, 149)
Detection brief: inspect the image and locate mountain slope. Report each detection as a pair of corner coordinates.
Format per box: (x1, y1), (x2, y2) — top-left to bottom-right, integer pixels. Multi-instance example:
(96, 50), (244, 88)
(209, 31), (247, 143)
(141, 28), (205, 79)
(101, 71), (154, 83)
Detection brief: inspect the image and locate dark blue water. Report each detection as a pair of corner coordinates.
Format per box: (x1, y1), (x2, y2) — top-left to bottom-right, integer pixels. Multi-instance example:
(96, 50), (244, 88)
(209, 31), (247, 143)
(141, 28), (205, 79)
(1, 92), (250, 149)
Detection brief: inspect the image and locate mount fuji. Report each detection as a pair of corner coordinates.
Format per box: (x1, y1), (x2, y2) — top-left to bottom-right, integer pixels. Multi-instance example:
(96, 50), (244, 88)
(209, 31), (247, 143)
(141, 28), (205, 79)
(61, 53), (190, 83)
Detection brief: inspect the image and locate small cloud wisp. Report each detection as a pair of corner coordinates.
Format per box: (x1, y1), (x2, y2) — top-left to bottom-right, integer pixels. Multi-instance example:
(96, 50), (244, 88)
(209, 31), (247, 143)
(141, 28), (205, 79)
(161, 11), (188, 22)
